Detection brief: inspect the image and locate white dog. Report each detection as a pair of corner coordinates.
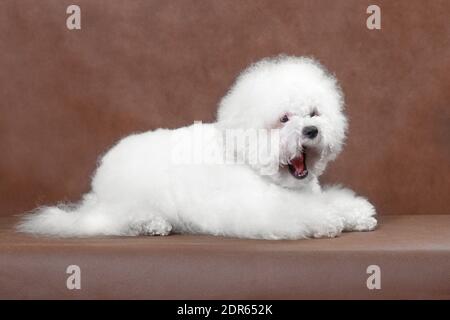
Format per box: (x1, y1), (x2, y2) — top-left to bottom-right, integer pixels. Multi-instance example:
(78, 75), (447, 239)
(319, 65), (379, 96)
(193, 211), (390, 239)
(18, 56), (377, 239)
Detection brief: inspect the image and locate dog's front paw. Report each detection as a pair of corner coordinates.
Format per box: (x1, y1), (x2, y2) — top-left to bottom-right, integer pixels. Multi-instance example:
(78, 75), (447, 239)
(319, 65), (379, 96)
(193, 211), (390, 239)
(343, 197), (377, 232)
(311, 215), (345, 238)
(353, 215), (377, 231)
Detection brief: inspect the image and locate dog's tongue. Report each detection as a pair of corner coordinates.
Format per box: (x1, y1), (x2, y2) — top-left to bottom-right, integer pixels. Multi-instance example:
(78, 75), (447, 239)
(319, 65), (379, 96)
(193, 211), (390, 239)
(291, 154), (305, 175)
(288, 152), (308, 179)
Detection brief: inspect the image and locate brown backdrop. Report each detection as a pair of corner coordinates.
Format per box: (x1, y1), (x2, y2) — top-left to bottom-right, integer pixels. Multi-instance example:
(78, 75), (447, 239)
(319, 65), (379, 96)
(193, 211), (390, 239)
(0, 0), (449, 217)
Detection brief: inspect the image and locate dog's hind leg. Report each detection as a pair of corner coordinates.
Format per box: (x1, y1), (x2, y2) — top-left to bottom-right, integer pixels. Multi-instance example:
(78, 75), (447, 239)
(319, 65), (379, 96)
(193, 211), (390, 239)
(127, 216), (172, 236)
(18, 192), (173, 237)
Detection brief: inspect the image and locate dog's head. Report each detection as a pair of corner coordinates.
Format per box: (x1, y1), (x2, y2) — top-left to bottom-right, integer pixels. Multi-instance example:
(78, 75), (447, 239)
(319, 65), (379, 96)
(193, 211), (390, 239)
(217, 56), (347, 188)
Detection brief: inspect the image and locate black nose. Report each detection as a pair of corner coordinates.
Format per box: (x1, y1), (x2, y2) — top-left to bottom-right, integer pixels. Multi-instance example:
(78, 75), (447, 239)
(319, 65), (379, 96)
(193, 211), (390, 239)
(302, 126), (318, 139)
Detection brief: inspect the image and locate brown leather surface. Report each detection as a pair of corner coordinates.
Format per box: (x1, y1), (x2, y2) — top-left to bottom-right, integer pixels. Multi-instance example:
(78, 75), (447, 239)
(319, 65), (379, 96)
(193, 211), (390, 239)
(0, 0), (449, 217)
(0, 215), (449, 299)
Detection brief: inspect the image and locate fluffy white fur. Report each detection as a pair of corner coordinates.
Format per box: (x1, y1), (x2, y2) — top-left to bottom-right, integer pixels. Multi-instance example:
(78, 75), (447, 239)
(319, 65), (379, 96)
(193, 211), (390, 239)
(18, 56), (377, 239)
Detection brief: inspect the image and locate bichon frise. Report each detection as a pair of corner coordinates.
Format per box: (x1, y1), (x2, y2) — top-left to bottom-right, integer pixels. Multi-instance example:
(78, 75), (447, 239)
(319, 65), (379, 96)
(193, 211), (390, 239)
(18, 56), (377, 239)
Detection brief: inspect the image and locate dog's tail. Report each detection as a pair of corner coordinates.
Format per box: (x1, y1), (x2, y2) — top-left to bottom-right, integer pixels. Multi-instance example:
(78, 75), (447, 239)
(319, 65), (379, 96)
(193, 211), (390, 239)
(16, 193), (117, 237)
(17, 205), (83, 236)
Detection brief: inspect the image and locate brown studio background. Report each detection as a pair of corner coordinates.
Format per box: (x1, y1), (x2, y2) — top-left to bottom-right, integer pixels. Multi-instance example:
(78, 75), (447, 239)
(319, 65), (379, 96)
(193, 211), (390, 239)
(0, 0), (449, 217)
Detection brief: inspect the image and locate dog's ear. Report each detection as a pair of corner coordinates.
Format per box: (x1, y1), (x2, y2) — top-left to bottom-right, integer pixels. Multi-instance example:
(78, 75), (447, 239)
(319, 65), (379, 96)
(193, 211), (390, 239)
(315, 140), (344, 176)
(251, 129), (281, 177)
(227, 128), (280, 177)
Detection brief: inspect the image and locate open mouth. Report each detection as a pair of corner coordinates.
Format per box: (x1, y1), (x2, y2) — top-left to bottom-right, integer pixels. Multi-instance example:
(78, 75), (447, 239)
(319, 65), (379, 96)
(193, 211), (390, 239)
(288, 149), (308, 179)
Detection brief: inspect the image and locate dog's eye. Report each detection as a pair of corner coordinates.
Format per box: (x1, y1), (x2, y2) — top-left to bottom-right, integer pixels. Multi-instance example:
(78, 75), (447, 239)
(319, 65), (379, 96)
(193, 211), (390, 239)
(280, 115), (289, 123)
(309, 110), (319, 117)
